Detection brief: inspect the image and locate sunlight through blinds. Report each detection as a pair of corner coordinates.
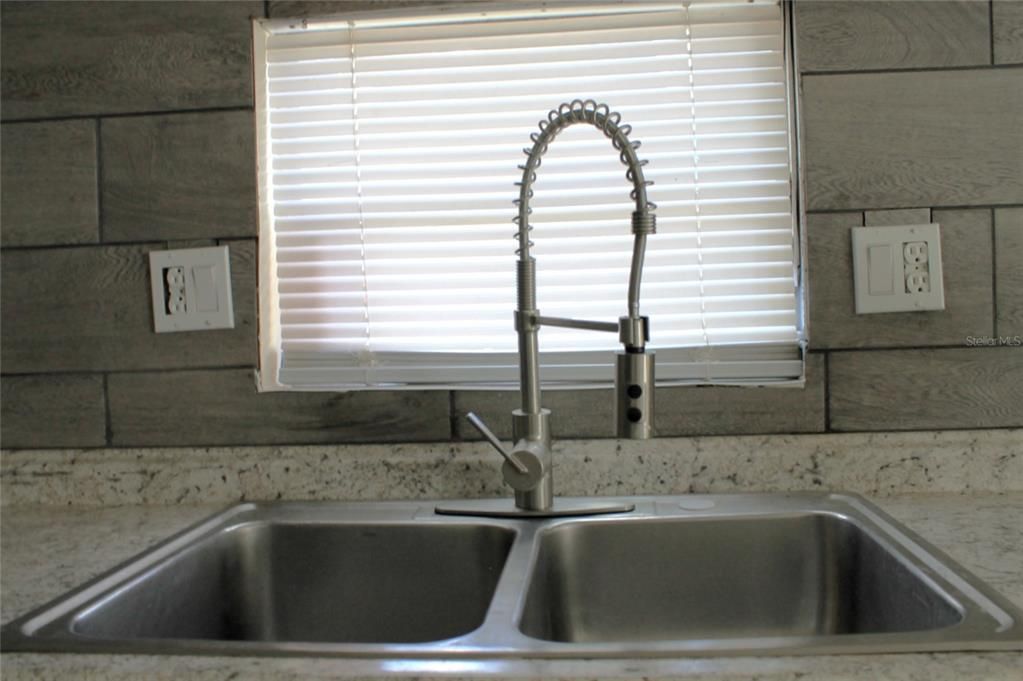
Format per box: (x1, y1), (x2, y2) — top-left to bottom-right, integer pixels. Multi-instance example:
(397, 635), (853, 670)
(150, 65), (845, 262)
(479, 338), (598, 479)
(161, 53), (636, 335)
(254, 1), (802, 390)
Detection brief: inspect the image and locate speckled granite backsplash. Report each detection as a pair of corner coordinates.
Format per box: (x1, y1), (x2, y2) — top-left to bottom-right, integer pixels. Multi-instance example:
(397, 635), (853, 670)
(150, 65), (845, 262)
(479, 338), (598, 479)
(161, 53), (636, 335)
(2, 429), (1020, 507)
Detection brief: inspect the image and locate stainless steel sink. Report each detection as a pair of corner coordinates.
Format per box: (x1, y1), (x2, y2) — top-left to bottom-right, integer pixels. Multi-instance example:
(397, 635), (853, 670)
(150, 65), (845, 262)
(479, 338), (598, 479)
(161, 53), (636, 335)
(3, 494), (1022, 658)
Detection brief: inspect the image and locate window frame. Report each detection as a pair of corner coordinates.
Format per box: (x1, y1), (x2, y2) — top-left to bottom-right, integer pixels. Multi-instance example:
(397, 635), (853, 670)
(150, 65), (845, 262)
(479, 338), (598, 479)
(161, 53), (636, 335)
(253, 0), (806, 392)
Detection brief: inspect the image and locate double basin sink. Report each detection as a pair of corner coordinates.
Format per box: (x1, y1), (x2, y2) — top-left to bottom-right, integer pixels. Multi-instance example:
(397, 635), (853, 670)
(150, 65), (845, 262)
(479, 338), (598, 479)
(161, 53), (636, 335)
(3, 493), (1021, 657)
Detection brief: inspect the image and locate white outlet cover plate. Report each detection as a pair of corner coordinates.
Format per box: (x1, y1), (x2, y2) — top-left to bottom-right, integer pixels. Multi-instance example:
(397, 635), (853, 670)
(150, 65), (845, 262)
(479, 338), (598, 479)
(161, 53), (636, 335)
(149, 246), (235, 333)
(851, 223), (945, 314)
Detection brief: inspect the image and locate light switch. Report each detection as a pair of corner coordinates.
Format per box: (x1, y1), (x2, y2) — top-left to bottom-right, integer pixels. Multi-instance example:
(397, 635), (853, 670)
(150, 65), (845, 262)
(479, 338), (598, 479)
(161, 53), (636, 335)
(851, 224), (944, 314)
(149, 246), (235, 332)
(191, 266), (219, 312)
(867, 244), (893, 295)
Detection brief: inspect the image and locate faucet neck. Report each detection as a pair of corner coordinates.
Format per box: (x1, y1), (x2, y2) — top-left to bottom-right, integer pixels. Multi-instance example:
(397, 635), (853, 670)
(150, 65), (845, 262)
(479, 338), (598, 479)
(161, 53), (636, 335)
(512, 100), (656, 417)
(515, 100), (657, 264)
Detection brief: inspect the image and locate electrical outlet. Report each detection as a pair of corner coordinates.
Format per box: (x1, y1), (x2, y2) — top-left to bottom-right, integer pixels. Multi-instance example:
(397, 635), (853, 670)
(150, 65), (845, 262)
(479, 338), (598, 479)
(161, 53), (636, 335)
(149, 247), (234, 333)
(905, 270), (930, 294)
(164, 267), (187, 314)
(903, 241), (928, 268)
(851, 224), (944, 313)
(902, 241), (930, 293)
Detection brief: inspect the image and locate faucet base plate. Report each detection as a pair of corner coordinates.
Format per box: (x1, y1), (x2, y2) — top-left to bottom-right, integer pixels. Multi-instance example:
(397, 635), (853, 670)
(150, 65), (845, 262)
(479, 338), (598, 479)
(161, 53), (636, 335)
(434, 498), (635, 518)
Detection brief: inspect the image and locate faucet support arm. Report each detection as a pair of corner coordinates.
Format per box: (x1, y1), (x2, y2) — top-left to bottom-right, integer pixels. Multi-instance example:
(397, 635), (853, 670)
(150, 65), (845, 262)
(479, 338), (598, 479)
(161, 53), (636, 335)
(521, 313), (650, 351)
(533, 315), (618, 334)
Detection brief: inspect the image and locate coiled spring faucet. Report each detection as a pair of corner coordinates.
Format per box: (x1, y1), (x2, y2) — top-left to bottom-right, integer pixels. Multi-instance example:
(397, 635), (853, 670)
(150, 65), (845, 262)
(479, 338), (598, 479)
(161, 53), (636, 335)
(440, 100), (656, 517)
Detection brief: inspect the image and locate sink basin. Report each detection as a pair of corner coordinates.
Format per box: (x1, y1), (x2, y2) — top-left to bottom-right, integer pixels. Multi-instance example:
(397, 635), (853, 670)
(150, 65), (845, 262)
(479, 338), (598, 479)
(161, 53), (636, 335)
(520, 513), (961, 643)
(3, 494), (1021, 658)
(74, 521), (514, 644)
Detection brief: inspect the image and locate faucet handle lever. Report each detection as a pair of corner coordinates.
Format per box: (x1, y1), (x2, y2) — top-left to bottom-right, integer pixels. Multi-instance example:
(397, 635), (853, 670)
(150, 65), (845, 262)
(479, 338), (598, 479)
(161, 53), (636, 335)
(466, 412), (529, 475)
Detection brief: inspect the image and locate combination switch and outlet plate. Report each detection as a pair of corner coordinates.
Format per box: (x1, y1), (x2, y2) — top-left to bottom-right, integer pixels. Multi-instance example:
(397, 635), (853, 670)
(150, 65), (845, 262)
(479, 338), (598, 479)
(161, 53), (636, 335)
(851, 223), (944, 314)
(149, 246), (235, 333)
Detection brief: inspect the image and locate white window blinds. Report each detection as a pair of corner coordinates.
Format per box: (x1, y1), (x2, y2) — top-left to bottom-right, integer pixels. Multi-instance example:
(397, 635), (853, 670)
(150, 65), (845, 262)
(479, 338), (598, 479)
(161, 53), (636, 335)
(253, 1), (802, 391)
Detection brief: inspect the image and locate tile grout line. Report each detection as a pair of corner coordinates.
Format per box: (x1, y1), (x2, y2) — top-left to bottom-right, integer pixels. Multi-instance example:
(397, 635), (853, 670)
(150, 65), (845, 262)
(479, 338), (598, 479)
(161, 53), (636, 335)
(95, 118), (104, 243)
(0, 237), (255, 254)
(824, 344), (1010, 354)
(103, 373), (113, 447)
(823, 351), (832, 433)
(448, 391), (460, 441)
(2, 105), (255, 126)
(990, 0), (996, 65)
(806, 203), (1023, 215)
(800, 62), (1023, 78)
(991, 207), (999, 335)
(4, 424), (1020, 454)
(1, 365), (259, 379)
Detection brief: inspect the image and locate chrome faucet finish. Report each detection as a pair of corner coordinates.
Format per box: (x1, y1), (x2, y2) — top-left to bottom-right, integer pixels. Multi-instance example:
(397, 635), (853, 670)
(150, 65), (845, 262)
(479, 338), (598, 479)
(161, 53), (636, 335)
(440, 100), (657, 517)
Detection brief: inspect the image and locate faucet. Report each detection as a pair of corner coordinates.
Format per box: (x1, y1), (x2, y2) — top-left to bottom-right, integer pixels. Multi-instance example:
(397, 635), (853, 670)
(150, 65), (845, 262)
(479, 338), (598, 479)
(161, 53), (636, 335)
(442, 100), (656, 517)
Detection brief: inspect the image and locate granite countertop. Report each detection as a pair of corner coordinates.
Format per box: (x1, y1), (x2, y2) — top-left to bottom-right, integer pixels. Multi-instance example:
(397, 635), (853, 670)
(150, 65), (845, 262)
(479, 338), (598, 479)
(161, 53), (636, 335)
(2, 492), (1022, 681)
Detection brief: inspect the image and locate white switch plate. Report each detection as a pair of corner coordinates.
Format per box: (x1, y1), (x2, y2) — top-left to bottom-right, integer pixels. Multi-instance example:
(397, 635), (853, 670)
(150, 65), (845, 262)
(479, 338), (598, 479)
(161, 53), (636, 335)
(149, 246), (235, 333)
(851, 223), (944, 314)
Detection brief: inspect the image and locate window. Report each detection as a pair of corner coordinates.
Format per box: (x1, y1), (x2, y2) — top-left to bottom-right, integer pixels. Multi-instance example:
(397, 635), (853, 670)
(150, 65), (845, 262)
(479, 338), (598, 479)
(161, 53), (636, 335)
(253, 1), (803, 391)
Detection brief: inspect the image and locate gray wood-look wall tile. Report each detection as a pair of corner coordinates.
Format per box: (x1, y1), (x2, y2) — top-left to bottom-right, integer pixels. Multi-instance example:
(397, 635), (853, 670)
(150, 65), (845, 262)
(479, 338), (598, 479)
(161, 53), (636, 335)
(994, 0), (1023, 64)
(101, 111), (257, 242)
(0, 374), (106, 448)
(453, 354), (825, 439)
(1, 242), (256, 373)
(453, 389), (615, 440)
(0, 1), (260, 120)
(802, 69), (1023, 210)
(995, 207), (1023, 337)
(796, 211), (863, 348)
(796, 1), (991, 72)
(829, 348), (1023, 431)
(804, 211), (865, 229)
(807, 209), (994, 349)
(1, 120), (98, 247)
(864, 208), (930, 227)
(166, 239), (218, 250)
(655, 352), (826, 436)
(108, 369), (450, 445)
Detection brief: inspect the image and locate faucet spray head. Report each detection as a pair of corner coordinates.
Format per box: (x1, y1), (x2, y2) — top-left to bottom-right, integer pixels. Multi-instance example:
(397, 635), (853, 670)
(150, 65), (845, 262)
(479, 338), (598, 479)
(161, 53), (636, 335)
(615, 314), (654, 439)
(615, 350), (655, 439)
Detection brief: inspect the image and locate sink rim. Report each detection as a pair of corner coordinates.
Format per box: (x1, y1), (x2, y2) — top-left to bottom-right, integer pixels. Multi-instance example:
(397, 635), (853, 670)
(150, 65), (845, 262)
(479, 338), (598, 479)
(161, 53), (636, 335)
(3, 493), (1022, 658)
